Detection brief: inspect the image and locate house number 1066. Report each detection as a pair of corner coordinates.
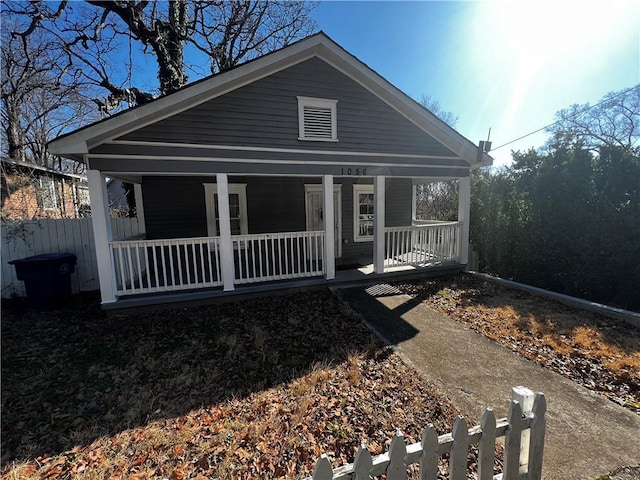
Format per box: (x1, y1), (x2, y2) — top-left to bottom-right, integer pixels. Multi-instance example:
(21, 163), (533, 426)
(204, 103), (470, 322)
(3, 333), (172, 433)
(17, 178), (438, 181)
(341, 167), (367, 176)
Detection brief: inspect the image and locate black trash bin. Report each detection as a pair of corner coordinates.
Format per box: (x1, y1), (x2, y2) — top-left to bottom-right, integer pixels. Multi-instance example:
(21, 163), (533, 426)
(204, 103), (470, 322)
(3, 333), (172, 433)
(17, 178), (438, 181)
(9, 253), (77, 305)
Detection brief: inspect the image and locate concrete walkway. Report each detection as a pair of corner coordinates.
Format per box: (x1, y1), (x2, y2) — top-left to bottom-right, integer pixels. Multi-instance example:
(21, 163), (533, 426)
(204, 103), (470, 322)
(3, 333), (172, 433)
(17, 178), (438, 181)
(332, 284), (640, 480)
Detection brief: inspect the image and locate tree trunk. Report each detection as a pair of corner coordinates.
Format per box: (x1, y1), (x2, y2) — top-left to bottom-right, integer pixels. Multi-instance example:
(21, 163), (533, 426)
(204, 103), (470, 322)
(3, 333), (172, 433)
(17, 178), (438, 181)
(155, 0), (188, 95)
(5, 99), (26, 162)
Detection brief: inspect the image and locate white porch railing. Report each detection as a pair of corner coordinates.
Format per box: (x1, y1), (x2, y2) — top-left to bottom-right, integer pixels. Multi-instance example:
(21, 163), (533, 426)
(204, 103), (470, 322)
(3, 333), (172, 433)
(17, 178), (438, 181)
(233, 231), (325, 284)
(110, 236), (223, 295)
(385, 221), (461, 268)
(110, 231), (325, 295)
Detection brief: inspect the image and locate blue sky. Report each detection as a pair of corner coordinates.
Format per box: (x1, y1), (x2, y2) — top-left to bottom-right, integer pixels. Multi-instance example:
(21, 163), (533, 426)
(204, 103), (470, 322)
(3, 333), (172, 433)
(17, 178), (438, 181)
(310, 1), (640, 167)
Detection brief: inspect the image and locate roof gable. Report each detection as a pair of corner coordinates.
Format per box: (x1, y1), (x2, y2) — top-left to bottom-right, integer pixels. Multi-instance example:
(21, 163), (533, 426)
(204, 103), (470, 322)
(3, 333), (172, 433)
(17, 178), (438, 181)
(117, 57), (458, 158)
(48, 32), (492, 167)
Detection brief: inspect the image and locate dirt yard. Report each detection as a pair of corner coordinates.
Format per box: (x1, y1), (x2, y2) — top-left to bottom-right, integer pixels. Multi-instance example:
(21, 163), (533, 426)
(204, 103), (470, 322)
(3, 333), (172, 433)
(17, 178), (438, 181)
(2, 290), (479, 480)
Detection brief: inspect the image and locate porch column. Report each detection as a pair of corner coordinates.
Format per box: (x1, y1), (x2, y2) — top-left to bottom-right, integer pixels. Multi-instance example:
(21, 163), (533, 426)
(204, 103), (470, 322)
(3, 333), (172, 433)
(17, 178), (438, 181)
(458, 176), (471, 266)
(133, 183), (146, 233)
(411, 184), (417, 222)
(322, 175), (335, 280)
(87, 169), (116, 304)
(216, 173), (236, 291)
(373, 175), (386, 273)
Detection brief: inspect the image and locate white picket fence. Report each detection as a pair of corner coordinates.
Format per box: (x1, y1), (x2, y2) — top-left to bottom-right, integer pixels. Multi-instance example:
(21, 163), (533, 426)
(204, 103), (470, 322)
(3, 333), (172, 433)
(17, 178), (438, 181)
(1, 217), (144, 298)
(305, 387), (546, 480)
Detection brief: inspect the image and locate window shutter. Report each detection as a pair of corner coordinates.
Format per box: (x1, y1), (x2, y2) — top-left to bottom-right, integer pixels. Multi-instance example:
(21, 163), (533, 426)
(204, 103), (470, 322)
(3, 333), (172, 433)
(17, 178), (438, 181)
(303, 106), (333, 139)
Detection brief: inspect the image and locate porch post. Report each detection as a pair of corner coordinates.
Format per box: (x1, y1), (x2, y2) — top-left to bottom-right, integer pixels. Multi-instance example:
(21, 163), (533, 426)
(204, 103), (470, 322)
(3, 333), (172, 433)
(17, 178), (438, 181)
(133, 183), (146, 232)
(411, 184), (417, 222)
(322, 175), (335, 280)
(458, 176), (471, 266)
(87, 169), (116, 304)
(373, 175), (385, 273)
(216, 173), (235, 291)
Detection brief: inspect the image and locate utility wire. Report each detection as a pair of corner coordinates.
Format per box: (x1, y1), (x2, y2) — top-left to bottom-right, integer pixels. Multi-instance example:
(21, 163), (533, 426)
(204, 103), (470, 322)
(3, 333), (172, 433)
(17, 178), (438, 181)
(491, 84), (640, 151)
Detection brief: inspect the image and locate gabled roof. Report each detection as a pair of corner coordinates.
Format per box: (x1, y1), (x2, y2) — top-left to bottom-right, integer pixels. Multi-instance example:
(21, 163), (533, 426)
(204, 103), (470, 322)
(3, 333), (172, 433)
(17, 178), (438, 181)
(48, 32), (492, 167)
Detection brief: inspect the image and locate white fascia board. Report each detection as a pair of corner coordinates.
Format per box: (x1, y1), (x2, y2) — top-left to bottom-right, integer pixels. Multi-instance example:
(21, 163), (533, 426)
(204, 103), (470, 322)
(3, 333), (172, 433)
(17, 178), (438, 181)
(47, 138), (89, 156)
(475, 152), (494, 167)
(313, 42), (487, 167)
(48, 36), (327, 157)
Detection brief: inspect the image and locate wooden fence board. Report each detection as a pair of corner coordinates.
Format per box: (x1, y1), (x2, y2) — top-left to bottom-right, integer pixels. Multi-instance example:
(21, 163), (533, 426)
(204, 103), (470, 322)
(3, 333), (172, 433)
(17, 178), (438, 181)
(1, 217), (144, 298)
(305, 388), (544, 480)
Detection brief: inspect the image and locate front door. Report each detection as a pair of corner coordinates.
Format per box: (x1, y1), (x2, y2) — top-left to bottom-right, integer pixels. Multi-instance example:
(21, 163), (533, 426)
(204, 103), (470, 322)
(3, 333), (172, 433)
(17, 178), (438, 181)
(305, 185), (342, 259)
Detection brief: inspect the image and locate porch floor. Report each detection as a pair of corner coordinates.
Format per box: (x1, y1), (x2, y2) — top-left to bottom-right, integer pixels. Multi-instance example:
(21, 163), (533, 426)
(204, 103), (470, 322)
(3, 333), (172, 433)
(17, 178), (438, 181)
(103, 262), (464, 314)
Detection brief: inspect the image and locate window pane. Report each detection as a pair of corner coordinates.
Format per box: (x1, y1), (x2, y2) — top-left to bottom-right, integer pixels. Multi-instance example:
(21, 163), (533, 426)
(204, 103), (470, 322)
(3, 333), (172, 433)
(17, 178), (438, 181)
(230, 219), (241, 235)
(213, 192), (243, 235)
(36, 177), (57, 209)
(229, 204), (240, 218)
(357, 192), (374, 238)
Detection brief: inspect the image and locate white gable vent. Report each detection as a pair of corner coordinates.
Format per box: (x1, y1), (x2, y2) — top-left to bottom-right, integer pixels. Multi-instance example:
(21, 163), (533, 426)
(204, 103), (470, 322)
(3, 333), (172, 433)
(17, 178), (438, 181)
(297, 96), (338, 141)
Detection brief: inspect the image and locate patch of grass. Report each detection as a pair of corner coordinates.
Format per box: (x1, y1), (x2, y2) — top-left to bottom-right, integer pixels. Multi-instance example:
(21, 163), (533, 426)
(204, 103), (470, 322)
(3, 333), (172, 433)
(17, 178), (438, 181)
(2, 290), (468, 479)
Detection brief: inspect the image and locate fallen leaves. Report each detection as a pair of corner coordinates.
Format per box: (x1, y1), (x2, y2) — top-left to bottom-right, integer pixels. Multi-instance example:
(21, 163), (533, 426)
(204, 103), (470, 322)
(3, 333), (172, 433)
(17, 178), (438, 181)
(1, 290), (470, 479)
(397, 274), (640, 414)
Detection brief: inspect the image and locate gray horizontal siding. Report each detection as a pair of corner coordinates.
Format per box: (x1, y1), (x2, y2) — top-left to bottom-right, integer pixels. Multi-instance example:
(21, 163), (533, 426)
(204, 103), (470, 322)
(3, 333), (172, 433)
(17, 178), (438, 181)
(119, 57), (456, 158)
(142, 177), (412, 265)
(143, 176), (209, 239)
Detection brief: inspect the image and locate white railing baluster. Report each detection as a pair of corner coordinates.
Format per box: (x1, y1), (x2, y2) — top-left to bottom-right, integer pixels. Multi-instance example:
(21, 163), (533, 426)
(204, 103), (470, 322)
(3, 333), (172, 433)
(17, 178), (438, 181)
(116, 244), (125, 293)
(256, 237), (262, 279)
(125, 245), (135, 293)
(141, 243), (151, 289)
(270, 237), (274, 279)
(110, 231), (327, 293)
(284, 235), (291, 278)
(198, 242), (206, 285)
(214, 239), (222, 284)
(382, 223), (461, 269)
(184, 241), (192, 287)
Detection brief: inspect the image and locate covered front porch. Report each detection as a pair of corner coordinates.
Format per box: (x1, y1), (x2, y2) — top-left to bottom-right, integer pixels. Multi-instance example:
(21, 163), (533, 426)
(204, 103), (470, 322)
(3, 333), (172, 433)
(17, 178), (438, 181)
(88, 172), (471, 309)
(46, 32), (492, 310)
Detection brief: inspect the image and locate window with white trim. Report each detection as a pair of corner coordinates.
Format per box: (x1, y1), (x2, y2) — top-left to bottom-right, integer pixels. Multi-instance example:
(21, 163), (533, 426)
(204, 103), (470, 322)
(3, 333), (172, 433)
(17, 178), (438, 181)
(204, 184), (248, 236)
(297, 96), (338, 141)
(353, 184), (374, 242)
(36, 176), (58, 210)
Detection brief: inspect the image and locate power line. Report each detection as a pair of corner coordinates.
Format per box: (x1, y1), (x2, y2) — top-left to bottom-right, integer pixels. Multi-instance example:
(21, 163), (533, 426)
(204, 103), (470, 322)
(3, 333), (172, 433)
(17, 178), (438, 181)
(491, 84), (640, 151)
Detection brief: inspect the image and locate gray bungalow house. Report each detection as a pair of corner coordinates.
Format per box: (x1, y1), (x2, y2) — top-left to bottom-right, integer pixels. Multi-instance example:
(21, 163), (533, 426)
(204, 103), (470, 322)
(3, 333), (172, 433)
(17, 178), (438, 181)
(49, 32), (492, 309)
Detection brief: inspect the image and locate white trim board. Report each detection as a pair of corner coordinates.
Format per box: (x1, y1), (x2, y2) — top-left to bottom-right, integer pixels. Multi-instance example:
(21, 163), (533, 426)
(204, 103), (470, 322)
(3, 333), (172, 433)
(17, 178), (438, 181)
(108, 140), (461, 161)
(353, 184), (375, 243)
(86, 154), (471, 170)
(304, 184), (342, 258)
